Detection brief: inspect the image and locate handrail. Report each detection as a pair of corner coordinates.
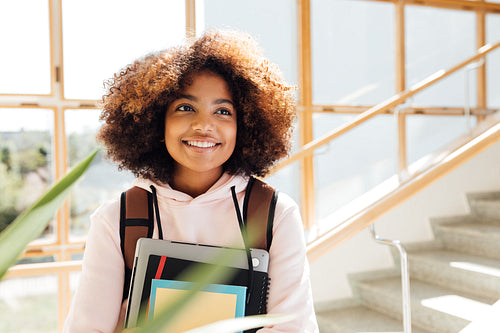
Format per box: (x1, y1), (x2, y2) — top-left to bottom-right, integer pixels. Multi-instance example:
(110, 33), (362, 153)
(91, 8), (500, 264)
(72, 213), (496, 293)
(306, 114), (500, 262)
(269, 40), (500, 175)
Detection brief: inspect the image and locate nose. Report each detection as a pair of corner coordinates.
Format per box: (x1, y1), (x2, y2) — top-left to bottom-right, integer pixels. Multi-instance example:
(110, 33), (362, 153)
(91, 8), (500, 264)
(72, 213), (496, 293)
(192, 111), (214, 132)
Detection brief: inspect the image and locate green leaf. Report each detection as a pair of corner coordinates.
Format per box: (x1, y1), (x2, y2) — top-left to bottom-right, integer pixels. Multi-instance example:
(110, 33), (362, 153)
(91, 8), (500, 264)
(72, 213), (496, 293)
(0, 149), (99, 279)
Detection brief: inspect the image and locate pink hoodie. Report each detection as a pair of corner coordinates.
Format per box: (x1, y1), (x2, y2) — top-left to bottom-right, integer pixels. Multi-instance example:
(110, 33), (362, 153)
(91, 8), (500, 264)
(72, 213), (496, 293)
(63, 173), (318, 332)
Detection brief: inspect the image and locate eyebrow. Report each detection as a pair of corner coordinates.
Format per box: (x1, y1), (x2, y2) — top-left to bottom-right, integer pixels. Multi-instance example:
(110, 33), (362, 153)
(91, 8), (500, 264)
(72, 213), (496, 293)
(178, 94), (234, 106)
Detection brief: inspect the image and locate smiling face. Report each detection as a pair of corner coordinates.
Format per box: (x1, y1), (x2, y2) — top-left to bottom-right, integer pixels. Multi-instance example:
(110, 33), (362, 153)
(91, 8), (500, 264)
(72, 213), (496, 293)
(164, 70), (237, 186)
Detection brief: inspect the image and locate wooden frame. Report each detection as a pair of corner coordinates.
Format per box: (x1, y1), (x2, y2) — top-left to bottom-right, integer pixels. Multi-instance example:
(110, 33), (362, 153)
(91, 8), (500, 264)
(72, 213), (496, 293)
(186, 0), (196, 38)
(297, 0), (315, 229)
(476, 1), (487, 122)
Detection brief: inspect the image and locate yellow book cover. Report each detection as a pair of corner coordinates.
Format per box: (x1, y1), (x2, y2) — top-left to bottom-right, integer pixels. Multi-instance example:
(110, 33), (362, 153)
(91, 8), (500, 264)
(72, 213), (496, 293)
(148, 279), (246, 333)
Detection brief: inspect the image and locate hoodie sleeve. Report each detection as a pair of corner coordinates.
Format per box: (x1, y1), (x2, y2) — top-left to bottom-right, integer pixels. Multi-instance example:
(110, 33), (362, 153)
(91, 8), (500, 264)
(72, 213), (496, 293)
(257, 193), (319, 333)
(62, 201), (125, 333)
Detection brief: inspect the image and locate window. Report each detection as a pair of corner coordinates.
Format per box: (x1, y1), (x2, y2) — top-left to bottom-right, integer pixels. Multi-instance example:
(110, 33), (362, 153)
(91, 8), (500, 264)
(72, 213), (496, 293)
(61, 0), (186, 100)
(0, 274), (59, 332)
(64, 109), (134, 241)
(199, 0), (298, 86)
(313, 113), (396, 223)
(406, 6), (476, 107)
(311, 0), (395, 105)
(0, 1), (51, 95)
(0, 108), (55, 240)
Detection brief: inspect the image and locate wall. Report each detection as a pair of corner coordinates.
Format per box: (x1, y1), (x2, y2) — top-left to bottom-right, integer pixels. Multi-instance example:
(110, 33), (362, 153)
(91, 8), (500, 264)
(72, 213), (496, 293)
(310, 139), (500, 305)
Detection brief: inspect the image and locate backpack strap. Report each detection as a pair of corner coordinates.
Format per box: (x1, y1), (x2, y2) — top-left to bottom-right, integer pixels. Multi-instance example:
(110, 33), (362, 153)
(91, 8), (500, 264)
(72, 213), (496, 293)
(242, 177), (278, 251)
(119, 186), (154, 301)
(119, 177), (278, 301)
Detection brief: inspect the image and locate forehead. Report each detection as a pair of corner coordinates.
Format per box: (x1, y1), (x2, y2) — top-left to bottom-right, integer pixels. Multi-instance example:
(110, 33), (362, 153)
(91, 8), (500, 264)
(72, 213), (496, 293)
(180, 70), (233, 99)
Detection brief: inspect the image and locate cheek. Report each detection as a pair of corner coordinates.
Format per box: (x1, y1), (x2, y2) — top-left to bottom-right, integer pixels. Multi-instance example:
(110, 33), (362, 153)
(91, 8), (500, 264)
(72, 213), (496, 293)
(227, 123), (238, 149)
(164, 115), (182, 137)
(163, 119), (180, 151)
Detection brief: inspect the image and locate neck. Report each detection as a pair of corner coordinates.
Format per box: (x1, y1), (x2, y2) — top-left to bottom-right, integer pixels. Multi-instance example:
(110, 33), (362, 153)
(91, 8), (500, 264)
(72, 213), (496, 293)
(170, 168), (224, 198)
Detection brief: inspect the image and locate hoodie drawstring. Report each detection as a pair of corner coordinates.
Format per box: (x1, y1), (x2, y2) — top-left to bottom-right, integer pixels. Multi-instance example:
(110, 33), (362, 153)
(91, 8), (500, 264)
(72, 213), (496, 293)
(150, 185), (164, 240)
(230, 185), (254, 305)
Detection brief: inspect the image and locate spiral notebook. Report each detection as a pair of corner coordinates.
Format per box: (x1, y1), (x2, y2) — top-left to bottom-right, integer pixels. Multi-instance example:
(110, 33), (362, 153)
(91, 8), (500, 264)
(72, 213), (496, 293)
(125, 238), (270, 329)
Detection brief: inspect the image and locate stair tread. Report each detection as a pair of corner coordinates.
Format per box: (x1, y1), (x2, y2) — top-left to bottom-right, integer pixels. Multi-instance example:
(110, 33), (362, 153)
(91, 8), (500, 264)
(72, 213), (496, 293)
(360, 276), (496, 303)
(438, 222), (500, 238)
(408, 249), (500, 298)
(473, 198), (500, 203)
(316, 305), (432, 333)
(410, 249), (500, 274)
(358, 276), (497, 323)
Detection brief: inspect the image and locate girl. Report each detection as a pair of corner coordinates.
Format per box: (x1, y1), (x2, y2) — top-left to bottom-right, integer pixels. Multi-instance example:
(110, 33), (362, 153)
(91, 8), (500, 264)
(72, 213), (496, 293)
(63, 30), (318, 333)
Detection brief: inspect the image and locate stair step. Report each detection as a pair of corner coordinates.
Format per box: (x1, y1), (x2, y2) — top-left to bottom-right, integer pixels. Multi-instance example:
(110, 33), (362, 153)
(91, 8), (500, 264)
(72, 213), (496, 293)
(316, 305), (432, 333)
(470, 199), (500, 221)
(408, 249), (500, 299)
(434, 222), (500, 260)
(355, 276), (497, 333)
(468, 192), (500, 221)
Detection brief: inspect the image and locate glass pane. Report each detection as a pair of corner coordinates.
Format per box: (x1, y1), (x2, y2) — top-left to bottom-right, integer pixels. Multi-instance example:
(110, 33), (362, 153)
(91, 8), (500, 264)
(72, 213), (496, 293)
(0, 1), (51, 94)
(486, 14), (500, 108)
(62, 0), (186, 100)
(406, 6), (476, 107)
(70, 253), (84, 261)
(311, 0), (395, 105)
(17, 255), (56, 265)
(407, 115), (477, 166)
(265, 118), (301, 206)
(265, 162), (301, 210)
(0, 109), (55, 241)
(0, 275), (58, 332)
(199, 0), (298, 86)
(313, 114), (396, 223)
(65, 109), (134, 241)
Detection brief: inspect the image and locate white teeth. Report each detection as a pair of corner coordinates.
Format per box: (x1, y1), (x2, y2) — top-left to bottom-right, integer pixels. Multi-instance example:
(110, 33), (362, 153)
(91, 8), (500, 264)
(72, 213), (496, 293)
(186, 141), (217, 148)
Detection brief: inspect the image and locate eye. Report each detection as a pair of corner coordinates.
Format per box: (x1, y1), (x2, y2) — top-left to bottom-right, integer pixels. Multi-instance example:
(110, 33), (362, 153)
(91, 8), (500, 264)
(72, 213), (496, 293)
(216, 109), (232, 116)
(177, 105), (194, 112)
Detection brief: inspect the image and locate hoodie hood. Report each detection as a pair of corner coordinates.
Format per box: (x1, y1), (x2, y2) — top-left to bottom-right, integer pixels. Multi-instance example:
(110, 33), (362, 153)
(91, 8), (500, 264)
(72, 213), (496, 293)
(132, 172), (249, 206)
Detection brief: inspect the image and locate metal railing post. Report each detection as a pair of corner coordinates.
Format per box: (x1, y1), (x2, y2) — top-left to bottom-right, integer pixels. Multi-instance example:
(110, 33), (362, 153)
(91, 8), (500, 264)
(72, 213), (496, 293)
(370, 223), (412, 333)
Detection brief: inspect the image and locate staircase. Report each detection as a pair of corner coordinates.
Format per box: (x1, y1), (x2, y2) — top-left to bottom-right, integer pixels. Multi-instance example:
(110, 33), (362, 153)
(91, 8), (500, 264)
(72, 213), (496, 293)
(316, 191), (500, 333)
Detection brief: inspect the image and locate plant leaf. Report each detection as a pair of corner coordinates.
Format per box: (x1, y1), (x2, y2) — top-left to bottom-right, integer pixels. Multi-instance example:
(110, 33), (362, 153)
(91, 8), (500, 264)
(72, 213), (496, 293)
(0, 149), (99, 279)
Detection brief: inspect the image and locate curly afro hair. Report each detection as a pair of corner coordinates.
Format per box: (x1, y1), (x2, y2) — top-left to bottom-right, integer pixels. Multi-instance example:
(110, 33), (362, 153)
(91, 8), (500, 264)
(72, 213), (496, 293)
(97, 30), (296, 183)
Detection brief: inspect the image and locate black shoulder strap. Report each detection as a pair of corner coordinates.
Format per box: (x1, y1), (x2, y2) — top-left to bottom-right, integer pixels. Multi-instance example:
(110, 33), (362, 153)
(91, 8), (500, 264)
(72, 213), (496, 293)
(119, 186), (154, 301)
(242, 177), (278, 251)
